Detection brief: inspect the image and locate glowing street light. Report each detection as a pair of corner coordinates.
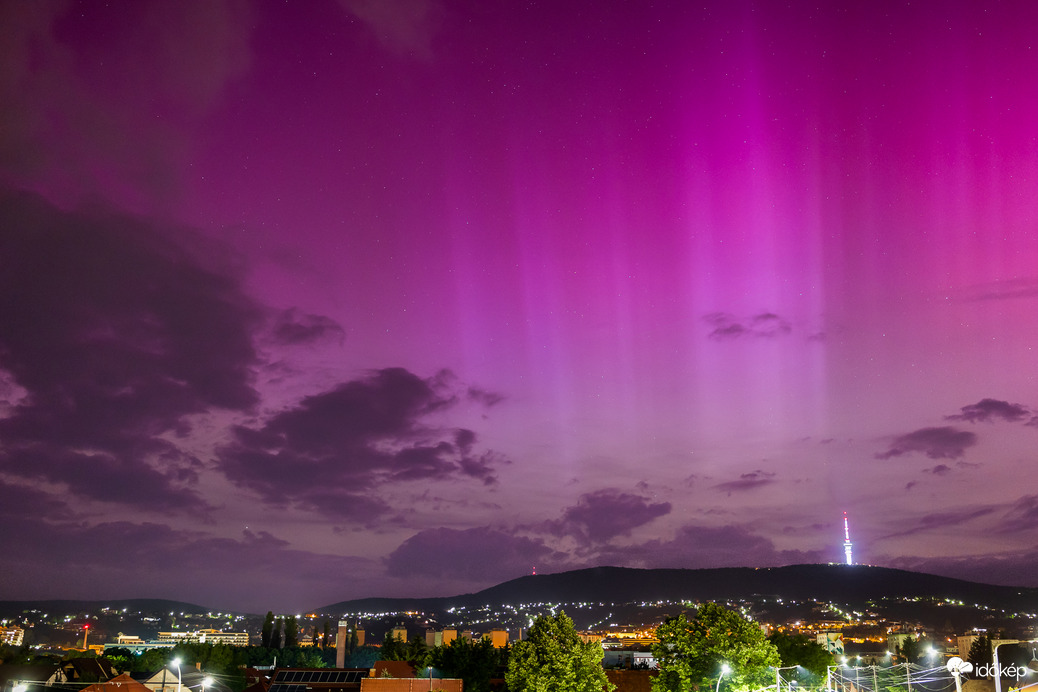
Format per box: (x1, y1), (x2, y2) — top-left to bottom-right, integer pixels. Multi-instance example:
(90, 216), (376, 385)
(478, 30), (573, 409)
(716, 664), (732, 692)
(171, 658), (182, 692)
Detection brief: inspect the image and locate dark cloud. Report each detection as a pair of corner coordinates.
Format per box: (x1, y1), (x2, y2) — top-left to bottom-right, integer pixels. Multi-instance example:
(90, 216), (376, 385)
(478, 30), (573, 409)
(542, 489), (672, 544)
(467, 387), (504, 408)
(750, 313), (793, 337)
(997, 495), (1038, 534)
(946, 398), (1032, 424)
(0, 2), (252, 205)
(594, 524), (824, 570)
(879, 508), (996, 540)
(384, 527), (554, 582)
(714, 470), (776, 494)
(0, 479), (76, 521)
(885, 548), (1038, 588)
(875, 426), (978, 460)
(0, 512), (374, 612)
(0, 189), (260, 512)
(218, 368), (499, 520)
(703, 312), (792, 340)
(270, 308), (345, 345)
(704, 314), (747, 340)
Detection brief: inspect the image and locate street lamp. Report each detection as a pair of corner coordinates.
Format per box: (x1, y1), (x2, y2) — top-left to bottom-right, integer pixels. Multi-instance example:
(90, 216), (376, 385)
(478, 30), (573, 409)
(716, 664), (731, 692)
(172, 658), (182, 692)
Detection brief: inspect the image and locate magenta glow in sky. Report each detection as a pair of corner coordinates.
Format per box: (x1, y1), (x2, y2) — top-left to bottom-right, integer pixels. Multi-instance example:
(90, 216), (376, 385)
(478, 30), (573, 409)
(2, 0), (1038, 613)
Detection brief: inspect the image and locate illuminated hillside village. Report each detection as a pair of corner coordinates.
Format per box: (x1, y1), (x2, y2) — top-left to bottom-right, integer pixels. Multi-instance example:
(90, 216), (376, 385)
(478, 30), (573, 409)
(3, 562), (1038, 692)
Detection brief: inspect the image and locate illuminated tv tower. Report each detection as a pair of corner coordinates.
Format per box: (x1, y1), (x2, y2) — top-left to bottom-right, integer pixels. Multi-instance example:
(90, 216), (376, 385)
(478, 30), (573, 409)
(843, 512), (853, 565)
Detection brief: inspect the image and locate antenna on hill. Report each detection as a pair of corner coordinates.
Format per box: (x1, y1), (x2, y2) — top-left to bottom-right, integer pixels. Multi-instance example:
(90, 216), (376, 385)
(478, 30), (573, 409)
(843, 511), (854, 565)
(532, 565), (536, 576)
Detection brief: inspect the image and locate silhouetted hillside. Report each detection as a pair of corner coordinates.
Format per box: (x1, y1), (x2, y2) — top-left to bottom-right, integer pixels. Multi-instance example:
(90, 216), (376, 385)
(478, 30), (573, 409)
(317, 564), (1038, 614)
(0, 598), (213, 619)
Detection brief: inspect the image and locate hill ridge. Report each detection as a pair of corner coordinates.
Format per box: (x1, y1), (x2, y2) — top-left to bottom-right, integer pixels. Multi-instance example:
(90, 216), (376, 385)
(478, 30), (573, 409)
(317, 563), (1038, 614)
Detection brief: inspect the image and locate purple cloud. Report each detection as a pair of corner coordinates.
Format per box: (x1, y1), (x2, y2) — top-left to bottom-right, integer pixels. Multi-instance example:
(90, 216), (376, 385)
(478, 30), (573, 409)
(876, 426), (978, 460)
(270, 308), (346, 346)
(880, 508), (996, 540)
(218, 368), (499, 520)
(714, 470), (776, 493)
(594, 524), (824, 570)
(0, 190), (260, 512)
(886, 548), (1038, 589)
(946, 398), (1032, 424)
(998, 495), (1038, 534)
(542, 489), (672, 544)
(0, 2), (252, 205)
(703, 312), (792, 340)
(0, 500), (375, 612)
(384, 527), (555, 582)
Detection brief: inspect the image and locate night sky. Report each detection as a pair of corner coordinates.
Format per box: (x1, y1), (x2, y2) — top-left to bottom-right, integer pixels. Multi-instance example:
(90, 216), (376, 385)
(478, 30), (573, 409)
(2, 0), (1038, 614)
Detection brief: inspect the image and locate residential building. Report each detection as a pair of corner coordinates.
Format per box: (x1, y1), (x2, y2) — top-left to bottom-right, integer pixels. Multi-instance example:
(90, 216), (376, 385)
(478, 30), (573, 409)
(156, 630), (249, 647)
(61, 659), (115, 685)
(0, 627), (24, 647)
(484, 629), (508, 648)
(102, 641), (176, 654)
(81, 673), (153, 692)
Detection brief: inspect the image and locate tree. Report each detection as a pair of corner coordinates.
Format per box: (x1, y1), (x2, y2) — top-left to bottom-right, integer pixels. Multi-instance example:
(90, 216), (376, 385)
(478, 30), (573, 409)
(343, 646), (380, 669)
(432, 637), (502, 692)
(322, 620), (331, 648)
(102, 647), (135, 672)
(652, 603), (781, 692)
(967, 636), (992, 671)
(285, 616), (299, 648)
(270, 618), (283, 649)
(406, 635), (431, 669)
(897, 637), (920, 664)
(768, 632), (834, 677)
(380, 633), (407, 661)
(261, 612), (275, 649)
(506, 611), (614, 692)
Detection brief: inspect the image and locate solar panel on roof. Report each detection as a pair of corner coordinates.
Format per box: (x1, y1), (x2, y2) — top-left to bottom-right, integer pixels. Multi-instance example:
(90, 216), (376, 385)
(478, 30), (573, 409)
(269, 684), (307, 692)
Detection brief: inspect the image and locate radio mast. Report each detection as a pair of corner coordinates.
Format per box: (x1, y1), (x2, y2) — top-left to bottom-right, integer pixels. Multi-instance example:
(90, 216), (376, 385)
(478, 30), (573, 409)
(843, 512), (853, 565)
